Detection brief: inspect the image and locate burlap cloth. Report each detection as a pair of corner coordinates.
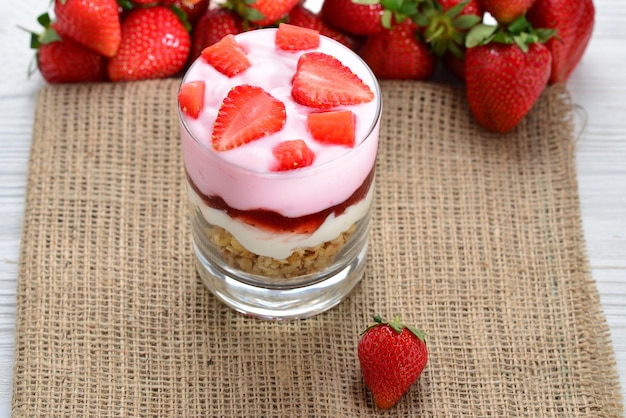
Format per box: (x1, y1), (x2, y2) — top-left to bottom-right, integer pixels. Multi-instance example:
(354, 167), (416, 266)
(13, 79), (624, 417)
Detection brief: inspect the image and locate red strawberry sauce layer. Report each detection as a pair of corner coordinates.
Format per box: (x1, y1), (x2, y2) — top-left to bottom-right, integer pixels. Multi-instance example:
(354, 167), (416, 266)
(187, 166), (375, 235)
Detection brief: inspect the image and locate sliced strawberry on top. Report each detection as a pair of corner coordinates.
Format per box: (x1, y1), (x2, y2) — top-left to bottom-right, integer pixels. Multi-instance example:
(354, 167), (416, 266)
(272, 139), (315, 171)
(178, 80), (205, 119)
(307, 110), (356, 147)
(212, 85), (286, 151)
(292, 52), (375, 109)
(275, 23), (320, 51)
(201, 34), (251, 77)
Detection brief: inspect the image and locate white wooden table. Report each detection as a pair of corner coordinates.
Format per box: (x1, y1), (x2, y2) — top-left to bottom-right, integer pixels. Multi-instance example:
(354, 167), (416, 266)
(1, 1), (624, 415)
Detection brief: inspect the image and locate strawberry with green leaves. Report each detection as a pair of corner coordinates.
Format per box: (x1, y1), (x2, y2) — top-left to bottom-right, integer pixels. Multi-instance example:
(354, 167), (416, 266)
(464, 17), (554, 133)
(108, 6), (191, 82)
(359, 20), (435, 80)
(478, 0), (536, 24)
(27, 13), (108, 83)
(54, 0), (121, 58)
(358, 315), (428, 409)
(224, 0), (299, 27)
(212, 85), (286, 151)
(421, 0), (483, 80)
(527, 0), (595, 84)
(321, 0), (422, 37)
(291, 52), (375, 109)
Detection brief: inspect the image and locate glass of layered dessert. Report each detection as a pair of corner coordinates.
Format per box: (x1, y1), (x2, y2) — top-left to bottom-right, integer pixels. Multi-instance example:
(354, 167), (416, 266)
(178, 24), (381, 319)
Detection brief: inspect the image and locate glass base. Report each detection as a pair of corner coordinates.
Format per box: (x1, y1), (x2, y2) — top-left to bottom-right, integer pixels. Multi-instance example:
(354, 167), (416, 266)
(193, 240), (368, 320)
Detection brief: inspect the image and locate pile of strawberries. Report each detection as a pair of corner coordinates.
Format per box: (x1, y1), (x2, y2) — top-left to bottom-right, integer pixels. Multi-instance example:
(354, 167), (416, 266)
(28, 0), (594, 131)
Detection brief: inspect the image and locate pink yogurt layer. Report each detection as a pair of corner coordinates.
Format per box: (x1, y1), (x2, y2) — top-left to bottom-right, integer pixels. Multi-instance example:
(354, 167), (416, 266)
(179, 28), (381, 219)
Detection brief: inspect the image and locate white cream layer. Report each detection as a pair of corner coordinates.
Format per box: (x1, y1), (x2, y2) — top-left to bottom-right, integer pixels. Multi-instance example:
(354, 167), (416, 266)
(188, 182), (374, 259)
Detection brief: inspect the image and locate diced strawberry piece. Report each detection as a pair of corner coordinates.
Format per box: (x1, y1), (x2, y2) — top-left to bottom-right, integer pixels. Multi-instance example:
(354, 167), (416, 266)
(292, 52), (375, 108)
(212, 85), (286, 151)
(307, 110), (356, 147)
(201, 34), (251, 77)
(178, 80), (205, 119)
(272, 139), (315, 171)
(275, 23), (320, 51)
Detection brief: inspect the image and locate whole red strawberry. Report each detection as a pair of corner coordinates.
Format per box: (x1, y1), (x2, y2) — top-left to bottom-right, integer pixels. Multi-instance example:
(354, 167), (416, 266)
(108, 6), (191, 81)
(191, 7), (244, 61)
(465, 41), (551, 133)
(358, 315), (428, 409)
(478, 0), (536, 24)
(526, 0), (594, 84)
(321, 0), (386, 36)
(54, 0), (121, 57)
(359, 21), (435, 80)
(28, 14), (107, 83)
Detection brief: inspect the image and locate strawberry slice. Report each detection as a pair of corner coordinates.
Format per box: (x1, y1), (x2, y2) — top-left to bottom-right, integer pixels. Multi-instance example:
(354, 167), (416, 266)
(201, 34), (251, 77)
(212, 85), (286, 151)
(275, 23), (320, 51)
(307, 110), (356, 147)
(178, 80), (205, 119)
(272, 139), (315, 171)
(292, 52), (375, 108)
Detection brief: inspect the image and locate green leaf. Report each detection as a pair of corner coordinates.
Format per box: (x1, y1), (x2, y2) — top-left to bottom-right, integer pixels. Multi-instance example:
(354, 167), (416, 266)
(406, 325), (428, 343)
(448, 41), (464, 58)
(445, 0), (468, 19)
(536, 28), (557, 43)
(398, 1), (419, 16)
(393, 12), (409, 24)
(116, 0), (134, 10)
(491, 31), (512, 44)
(425, 24), (444, 43)
(169, 4), (192, 31)
(245, 7), (265, 21)
(380, 0), (402, 11)
(452, 30), (465, 45)
(381, 9), (393, 29)
(40, 27), (62, 45)
(465, 24), (497, 48)
(507, 15), (531, 35)
(29, 32), (40, 49)
(513, 34), (529, 52)
(37, 13), (51, 28)
(453, 14), (481, 31)
(412, 12), (429, 27)
(352, 0), (380, 5)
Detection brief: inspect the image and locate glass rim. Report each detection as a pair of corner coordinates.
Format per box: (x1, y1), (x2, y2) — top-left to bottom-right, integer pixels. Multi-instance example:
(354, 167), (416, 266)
(178, 28), (382, 179)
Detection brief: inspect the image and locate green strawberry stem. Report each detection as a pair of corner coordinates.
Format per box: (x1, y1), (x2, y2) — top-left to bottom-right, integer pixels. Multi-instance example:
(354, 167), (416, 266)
(423, 0), (482, 58)
(363, 315), (427, 343)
